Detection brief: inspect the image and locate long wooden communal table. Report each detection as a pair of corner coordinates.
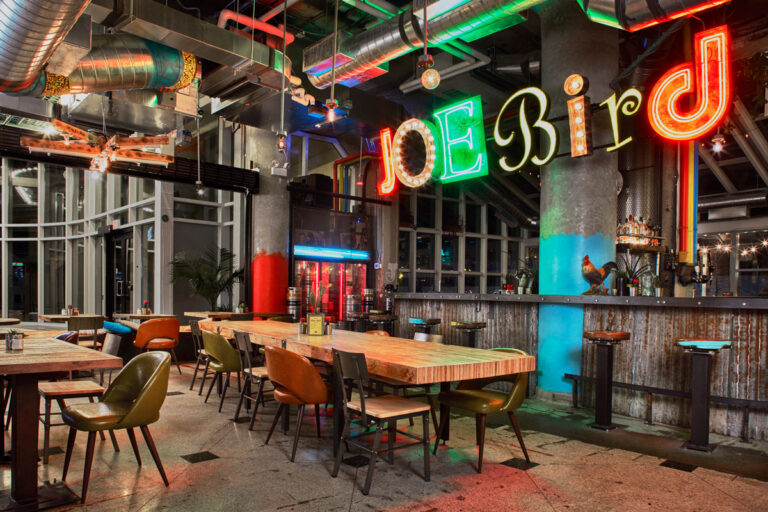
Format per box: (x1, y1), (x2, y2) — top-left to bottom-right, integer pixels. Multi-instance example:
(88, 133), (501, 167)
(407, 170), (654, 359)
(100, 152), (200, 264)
(0, 335), (122, 510)
(200, 320), (536, 453)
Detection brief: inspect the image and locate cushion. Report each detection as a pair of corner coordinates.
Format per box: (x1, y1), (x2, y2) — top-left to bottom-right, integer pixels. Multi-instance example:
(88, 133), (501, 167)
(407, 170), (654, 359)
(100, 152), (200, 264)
(61, 401), (132, 431)
(104, 321), (133, 335)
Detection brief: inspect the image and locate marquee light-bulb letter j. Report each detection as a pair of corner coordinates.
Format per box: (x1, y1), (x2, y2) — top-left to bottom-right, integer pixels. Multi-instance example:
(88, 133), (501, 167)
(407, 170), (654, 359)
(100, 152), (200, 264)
(648, 25), (730, 141)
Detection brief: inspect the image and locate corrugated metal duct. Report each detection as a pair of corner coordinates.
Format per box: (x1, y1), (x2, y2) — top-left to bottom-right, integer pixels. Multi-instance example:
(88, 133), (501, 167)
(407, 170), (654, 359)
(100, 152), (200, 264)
(578, 0), (730, 32)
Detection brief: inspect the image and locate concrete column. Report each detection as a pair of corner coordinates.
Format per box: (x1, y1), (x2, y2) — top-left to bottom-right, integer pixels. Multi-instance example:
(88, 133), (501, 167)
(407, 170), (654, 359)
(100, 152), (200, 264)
(538, 2), (618, 394)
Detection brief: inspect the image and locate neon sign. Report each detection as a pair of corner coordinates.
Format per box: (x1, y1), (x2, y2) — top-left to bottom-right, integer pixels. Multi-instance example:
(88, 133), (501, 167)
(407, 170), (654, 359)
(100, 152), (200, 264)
(648, 25), (730, 141)
(564, 74), (592, 157)
(432, 96), (488, 183)
(494, 87), (558, 171)
(601, 89), (643, 152)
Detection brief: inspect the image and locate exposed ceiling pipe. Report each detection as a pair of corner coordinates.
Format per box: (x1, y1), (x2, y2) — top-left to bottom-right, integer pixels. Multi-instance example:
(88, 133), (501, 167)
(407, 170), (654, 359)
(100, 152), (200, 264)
(400, 41), (490, 93)
(217, 9), (295, 45)
(728, 115), (768, 187)
(698, 190), (767, 209)
(699, 147), (737, 193)
(259, 0), (301, 22)
(344, 0), (393, 20)
(0, 0), (92, 94)
(304, 0), (543, 89)
(578, 0), (731, 32)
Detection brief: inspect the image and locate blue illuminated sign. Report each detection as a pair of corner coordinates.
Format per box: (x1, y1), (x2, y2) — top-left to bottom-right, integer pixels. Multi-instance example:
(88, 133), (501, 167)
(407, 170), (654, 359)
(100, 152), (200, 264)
(293, 245), (370, 261)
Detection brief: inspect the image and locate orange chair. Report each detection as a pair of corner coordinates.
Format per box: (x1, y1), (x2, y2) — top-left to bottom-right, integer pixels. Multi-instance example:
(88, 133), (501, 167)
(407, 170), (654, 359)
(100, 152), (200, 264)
(365, 330), (390, 336)
(133, 318), (182, 375)
(264, 346), (329, 462)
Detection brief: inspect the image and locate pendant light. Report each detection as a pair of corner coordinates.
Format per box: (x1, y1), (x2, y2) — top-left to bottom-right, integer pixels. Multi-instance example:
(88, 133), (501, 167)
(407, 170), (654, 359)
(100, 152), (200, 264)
(418, 1), (439, 90)
(325, 0), (339, 121)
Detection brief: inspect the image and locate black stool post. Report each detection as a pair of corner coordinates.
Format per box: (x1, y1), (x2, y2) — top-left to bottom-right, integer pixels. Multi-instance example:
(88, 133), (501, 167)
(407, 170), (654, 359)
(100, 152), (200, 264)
(591, 342), (616, 430)
(686, 350), (714, 451)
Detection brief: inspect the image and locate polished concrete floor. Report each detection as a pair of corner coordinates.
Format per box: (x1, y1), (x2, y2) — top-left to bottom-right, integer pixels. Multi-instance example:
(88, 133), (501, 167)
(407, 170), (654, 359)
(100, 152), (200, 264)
(6, 366), (767, 511)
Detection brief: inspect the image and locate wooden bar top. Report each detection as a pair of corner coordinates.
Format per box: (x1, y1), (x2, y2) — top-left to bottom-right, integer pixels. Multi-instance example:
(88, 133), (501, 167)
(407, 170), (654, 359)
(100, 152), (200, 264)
(201, 320), (535, 385)
(113, 313), (176, 321)
(39, 314), (105, 323)
(0, 336), (122, 375)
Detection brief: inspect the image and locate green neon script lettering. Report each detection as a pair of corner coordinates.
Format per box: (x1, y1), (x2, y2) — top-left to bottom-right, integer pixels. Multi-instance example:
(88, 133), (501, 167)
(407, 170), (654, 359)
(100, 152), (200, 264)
(494, 87), (557, 171)
(433, 96), (488, 183)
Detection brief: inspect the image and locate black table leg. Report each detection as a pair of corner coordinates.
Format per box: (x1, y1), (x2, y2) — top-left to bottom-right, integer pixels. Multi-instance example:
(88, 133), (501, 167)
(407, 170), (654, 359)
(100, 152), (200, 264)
(439, 382), (450, 442)
(590, 342), (618, 430)
(332, 367), (344, 457)
(684, 351), (714, 451)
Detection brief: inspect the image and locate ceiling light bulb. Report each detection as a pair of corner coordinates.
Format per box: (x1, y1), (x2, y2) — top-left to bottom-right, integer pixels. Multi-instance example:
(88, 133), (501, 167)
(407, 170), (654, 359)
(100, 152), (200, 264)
(421, 68), (441, 90)
(327, 108), (336, 122)
(711, 131), (726, 153)
(712, 141), (723, 153)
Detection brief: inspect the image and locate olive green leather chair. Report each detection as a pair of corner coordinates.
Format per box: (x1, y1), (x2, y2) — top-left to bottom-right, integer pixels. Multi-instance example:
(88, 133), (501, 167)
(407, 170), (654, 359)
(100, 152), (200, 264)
(61, 351), (171, 503)
(202, 330), (242, 412)
(433, 348), (531, 473)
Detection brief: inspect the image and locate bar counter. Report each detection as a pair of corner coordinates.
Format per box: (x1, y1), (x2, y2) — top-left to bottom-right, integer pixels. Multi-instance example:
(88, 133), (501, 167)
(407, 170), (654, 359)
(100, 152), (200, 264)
(394, 293), (768, 441)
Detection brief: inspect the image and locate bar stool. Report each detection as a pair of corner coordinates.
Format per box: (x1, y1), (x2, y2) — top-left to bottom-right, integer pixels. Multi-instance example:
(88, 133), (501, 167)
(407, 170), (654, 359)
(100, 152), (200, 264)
(450, 321), (487, 348)
(583, 330), (630, 430)
(676, 339), (731, 451)
(347, 312), (369, 332)
(408, 317), (441, 335)
(368, 313), (398, 336)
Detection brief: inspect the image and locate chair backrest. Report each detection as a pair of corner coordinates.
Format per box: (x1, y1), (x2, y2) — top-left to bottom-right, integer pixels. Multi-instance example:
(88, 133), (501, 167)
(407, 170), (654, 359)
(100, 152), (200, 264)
(233, 331), (254, 373)
(414, 332), (443, 343)
(68, 316), (104, 332)
(264, 346), (327, 404)
(365, 330), (390, 336)
(134, 317), (180, 349)
(189, 320), (203, 353)
(104, 351), (171, 429)
(457, 348), (529, 411)
(332, 349), (372, 423)
(201, 330), (242, 372)
(102, 333), (122, 356)
(229, 312), (254, 321)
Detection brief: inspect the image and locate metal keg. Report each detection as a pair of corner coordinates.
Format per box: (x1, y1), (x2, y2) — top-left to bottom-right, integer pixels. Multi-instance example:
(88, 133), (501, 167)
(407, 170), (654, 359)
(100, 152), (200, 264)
(287, 287), (301, 322)
(344, 294), (361, 319)
(362, 288), (374, 313)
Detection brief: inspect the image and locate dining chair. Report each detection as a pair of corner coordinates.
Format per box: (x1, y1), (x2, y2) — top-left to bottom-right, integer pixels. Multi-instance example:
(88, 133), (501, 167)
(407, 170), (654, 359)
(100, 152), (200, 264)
(364, 330), (390, 336)
(331, 348), (430, 496)
(432, 348), (531, 473)
(61, 352), (171, 503)
(232, 331), (272, 429)
(201, 331), (242, 412)
(264, 346), (329, 462)
(189, 321), (212, 393)
(133, 318), (182, 375)
(68, 316), (105, 350)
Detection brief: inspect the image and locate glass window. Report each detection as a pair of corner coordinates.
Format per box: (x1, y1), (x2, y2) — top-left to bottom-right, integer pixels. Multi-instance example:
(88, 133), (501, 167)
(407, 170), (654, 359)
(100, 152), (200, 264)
(465, 201), (481, 233)
(465, 237), (480, 272)
(488, 239), (501, 273)
(398, 231), (411, 269)
(117, 175), (130, 207)
(441, 274), (458, 292)
(465, 275), (480, 293)
(416, 233), (435, 270)
(416, 196), (435, 228)
(140, 179), (155, 200)
(174, 182), (216, 201)
(44, 165), (66, 223)
(8, 160), (37, 224)
(442, 200), (460, 232)
(72, 239), (85, 311)
(397, 271), (410, 292)
(43, 240), (65, 314)
(139, 204), (155, 220)
(9, 227), (36, 238)
(398, 191), (413, 227)
(8, 241), (38, 321)
(441, 235), (459, 271)
(442, 183), (460, 199)
(75, 169), (85, 220)
(415, 273), (435, 292)
(43, 226), (65, 238)
(507, 241), (521, 274)
(487, 275), (502, 292)
(92, 172), (107, 214)
(487, 205), (501, 235)
(174, 202), (218, 222)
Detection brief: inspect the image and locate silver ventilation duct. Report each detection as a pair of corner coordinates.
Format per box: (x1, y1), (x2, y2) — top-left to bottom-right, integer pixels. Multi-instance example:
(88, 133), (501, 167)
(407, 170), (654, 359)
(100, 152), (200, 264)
(305, 0), (544, 89)
(577, 0), (730, 32)
(0, 0), (91, 93)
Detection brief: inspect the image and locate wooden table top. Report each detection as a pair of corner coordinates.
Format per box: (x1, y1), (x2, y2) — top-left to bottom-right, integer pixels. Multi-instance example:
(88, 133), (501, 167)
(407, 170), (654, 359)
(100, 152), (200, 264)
(39, 314), (105, 323)
(0, 335), (122, 376)
(201, 320), (535, 385)
(113, 313), (176, 320)
(0, 318), (21, 326)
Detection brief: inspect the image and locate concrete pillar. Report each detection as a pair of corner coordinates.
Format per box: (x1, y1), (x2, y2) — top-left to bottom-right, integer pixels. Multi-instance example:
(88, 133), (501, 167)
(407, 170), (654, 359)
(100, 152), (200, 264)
(537, 2), (618, 394)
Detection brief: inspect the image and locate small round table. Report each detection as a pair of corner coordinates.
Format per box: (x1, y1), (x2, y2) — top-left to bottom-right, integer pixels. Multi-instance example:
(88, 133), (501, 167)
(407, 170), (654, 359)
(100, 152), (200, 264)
(584, 330), (630, 430)
(408, 317), (441, 335)
(451, 321), (487, 348)
(0, 318), (21, 326)
(677, 339), (731, 452)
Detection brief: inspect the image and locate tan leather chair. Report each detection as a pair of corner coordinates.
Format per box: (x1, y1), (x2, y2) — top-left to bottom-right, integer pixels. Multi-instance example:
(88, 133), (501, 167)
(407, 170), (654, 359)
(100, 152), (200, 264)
(133, 318), (181, 374)
(364, 330), (390, 336)
(264, 346), (329, 462)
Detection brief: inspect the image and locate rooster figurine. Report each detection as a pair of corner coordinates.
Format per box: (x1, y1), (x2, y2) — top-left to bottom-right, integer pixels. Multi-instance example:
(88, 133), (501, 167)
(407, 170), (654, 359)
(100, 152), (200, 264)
(582, 255), (618, 295)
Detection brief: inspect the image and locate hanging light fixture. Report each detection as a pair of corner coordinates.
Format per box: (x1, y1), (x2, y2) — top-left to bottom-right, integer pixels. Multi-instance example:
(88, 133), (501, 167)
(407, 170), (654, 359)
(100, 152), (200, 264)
(418, 0), (439, 90)
(277, 0), (289, 151)
(711, 129), (726, 153)
(325, 0), (340, 121)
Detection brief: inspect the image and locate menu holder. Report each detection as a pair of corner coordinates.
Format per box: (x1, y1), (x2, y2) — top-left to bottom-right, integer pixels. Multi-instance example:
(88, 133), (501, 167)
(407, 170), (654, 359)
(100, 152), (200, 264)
(306, 313), (325, 336)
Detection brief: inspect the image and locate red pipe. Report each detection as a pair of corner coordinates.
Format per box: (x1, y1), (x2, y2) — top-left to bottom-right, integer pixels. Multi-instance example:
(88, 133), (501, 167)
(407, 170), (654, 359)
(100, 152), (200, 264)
(217, 9), (295, 45)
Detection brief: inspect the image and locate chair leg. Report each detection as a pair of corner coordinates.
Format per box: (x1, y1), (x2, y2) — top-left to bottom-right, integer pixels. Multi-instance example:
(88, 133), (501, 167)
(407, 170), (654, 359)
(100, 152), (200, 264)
(234, 377), (250, 422)
(198, 360), (210, 396)
(248, 379), (265, 431)
(476, 414), (487, 474)
(108, 430), (120, 453)
(87, 397), (107, 441)
(422, 412), (430, 482)
(387, 420), (396, 464)
(508, 411), (530, 464)
(362, 424), (383, 496)
(80, 431), (97, 503)
(426, 394), (439, 434)
(265, 403), (285, 445)
(331, 416), (350, 478)
(42, 398), (52, 464)
(127, 428), (142, 466)
(313, 404), (321, 438)
(204, 372), (218, 403)
(140, 425), (169, 486)
(62, 427), (77, 481)
(190, 356), (202, 390)
(170, 349), (182, 375)
(218, 372), (230, 413)
(433, 405), (450, 454)
(290, 405), (305, 462)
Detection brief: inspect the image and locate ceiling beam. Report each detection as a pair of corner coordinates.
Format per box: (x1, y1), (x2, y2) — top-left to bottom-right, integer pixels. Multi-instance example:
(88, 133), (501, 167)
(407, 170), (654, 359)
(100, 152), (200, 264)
(728, 115), (768, 187)
(733, 98), (768, 168)
(699, 148), (737, 193)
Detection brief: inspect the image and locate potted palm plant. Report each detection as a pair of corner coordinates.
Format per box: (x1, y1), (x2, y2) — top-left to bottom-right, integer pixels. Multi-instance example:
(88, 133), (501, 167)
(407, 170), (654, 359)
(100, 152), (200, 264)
(620, 254), (651, 297)
(170, 248), (245, 310)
